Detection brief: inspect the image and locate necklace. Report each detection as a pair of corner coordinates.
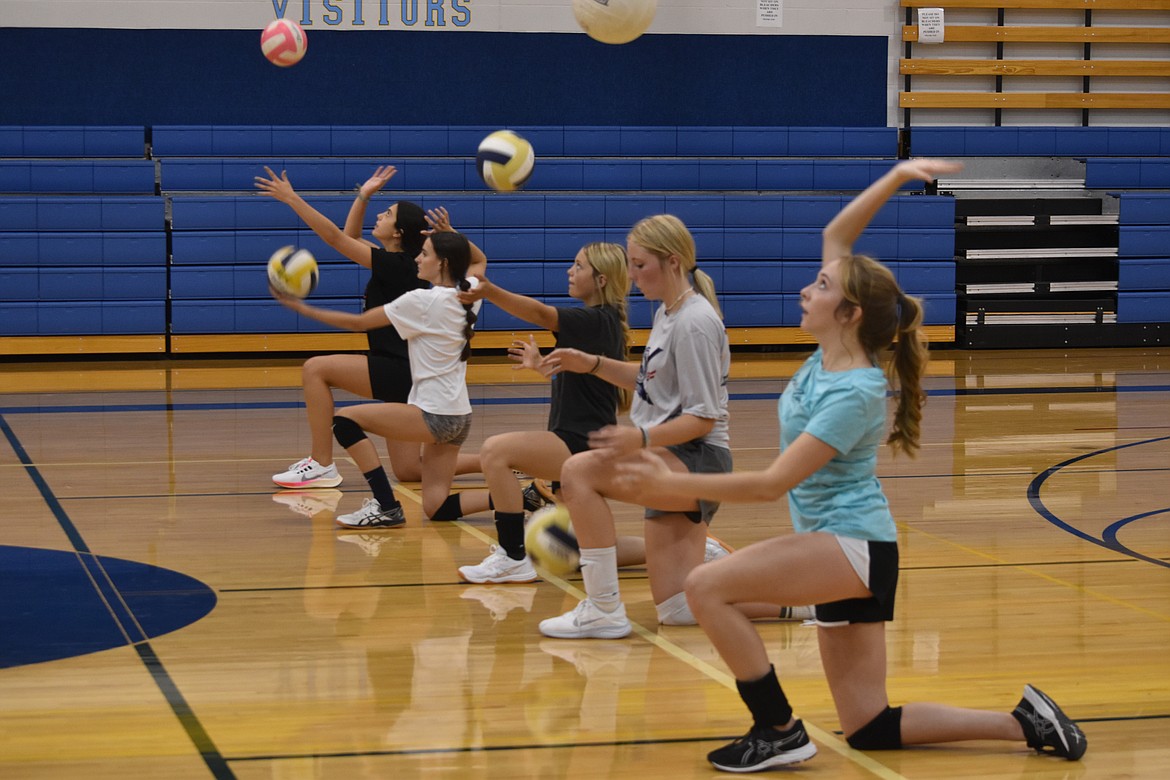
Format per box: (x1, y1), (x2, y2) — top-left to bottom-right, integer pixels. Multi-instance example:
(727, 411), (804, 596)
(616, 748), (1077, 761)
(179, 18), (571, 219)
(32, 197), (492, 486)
(665, 287), (694, 314)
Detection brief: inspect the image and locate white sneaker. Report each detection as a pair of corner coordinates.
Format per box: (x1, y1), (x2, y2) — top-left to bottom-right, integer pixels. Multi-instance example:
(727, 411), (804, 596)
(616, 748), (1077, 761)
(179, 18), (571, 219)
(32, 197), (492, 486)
(459, 546), (539, 584)
(273, 457), (343, 489)
(272, 489), (343, 518)
(335, 498), (406, 529)
(704, 534), (733, 563)
(539, 599), (631, 639)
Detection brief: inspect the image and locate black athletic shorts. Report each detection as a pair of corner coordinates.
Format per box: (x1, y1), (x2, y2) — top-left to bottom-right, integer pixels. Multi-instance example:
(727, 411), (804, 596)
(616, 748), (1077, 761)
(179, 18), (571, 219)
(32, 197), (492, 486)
(552, 428), (591, 456)
(367, 352), (412, 404)
(815, 539), (899, 625)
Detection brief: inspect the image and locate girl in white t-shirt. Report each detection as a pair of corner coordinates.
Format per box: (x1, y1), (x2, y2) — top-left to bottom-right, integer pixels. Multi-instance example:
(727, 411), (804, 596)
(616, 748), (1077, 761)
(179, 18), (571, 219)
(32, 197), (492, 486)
(272, 231), (479, 528)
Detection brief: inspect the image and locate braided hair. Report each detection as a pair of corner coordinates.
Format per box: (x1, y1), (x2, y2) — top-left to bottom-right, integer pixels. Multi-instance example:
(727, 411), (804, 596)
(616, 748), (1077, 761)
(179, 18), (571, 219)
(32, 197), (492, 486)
(430, 231), (477, 361)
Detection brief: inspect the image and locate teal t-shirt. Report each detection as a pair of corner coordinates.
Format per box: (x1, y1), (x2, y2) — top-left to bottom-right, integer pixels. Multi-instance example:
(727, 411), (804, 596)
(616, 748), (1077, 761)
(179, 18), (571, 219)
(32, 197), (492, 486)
(778, 348), (896, 542)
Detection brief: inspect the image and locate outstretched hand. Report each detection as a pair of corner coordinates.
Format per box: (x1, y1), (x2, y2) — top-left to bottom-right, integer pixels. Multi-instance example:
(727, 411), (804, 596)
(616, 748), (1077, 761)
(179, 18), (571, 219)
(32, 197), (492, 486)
(424, 206), (453, 235)
(254, 166), (296, 202)
(538, 347), (596, 377)
(614, 449), (674, 492)
(588, 425), (645, 458)
(897, 158), (964, 184)
(357, 165), (397, 200)
(268, 282), (302, 310)
(508, 335), (543, 372)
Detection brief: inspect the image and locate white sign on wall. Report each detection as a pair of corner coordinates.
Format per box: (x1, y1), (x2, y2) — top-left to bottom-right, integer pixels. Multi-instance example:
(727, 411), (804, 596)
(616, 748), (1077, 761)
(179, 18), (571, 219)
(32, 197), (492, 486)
(756, 0), (783, 28)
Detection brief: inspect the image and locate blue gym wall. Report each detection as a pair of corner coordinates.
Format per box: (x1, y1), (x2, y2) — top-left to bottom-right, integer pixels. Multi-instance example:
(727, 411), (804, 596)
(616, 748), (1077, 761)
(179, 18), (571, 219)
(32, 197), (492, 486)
(0, 29), (887, 126)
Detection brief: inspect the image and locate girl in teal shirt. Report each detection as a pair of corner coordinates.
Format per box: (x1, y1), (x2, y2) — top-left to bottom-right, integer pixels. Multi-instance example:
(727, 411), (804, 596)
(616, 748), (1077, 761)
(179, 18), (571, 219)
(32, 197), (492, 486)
(619, 159), (1086, 772)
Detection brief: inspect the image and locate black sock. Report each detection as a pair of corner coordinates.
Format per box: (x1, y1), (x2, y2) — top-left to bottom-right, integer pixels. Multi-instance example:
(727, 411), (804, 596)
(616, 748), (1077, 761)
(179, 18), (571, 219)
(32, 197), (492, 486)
(494, 511), (526, 560)
(736, 666), (793, 730)
(363, 467), (399, 510)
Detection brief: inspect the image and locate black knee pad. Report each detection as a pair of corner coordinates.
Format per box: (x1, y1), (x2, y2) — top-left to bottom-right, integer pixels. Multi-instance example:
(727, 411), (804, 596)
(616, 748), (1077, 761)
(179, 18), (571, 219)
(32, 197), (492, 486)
(430, 493), (463, 521)
(332, 415), (367, 448)
(846, 706), (903, 750)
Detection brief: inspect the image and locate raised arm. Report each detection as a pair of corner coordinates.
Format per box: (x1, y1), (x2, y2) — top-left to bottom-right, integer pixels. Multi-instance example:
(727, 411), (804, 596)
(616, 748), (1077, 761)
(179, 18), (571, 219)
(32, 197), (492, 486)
(822, 158), (964, 265)
(457, 274), (559, 331)
(342, 165), (397, 243)
(255, 167), (376, 268)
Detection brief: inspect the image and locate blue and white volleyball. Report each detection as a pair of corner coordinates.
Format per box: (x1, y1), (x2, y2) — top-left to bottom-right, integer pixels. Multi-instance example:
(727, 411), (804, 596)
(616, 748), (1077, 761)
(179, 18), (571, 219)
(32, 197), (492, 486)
(524, 505), (580, 576)
(572, 0), (657, 45)
(267, 246), (318, 298)
(476, 130), (535, 192)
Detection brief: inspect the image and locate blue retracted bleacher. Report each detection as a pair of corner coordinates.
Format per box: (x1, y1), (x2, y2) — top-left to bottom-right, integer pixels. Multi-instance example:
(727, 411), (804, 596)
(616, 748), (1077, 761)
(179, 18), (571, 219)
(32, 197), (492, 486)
(910, 126), (1170, 157)
(151, 125), (899, 159)
(5, 124), (952, 341)
(0, 126), (145, 157)
(1116, 194), (1170, 323)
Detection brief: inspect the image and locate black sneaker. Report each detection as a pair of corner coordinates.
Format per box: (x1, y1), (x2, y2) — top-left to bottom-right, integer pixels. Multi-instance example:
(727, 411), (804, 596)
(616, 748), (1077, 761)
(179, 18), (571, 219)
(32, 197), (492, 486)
(708, 720), (817, 772)
(522, 480), (554, 512)
(1012, 684), (1087, 760)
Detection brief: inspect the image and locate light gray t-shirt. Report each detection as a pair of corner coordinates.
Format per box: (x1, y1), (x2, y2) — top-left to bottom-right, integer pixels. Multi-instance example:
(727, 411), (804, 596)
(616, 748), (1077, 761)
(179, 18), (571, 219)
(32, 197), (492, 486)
(630, 293), (730, 448)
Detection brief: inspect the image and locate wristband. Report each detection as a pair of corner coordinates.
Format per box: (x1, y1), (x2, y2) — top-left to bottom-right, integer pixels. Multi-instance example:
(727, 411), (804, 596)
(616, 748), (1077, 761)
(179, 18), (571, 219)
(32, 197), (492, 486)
(640, 427), (650, 448)
(589, 354), (603, 374)
(356, 192), (369, 203)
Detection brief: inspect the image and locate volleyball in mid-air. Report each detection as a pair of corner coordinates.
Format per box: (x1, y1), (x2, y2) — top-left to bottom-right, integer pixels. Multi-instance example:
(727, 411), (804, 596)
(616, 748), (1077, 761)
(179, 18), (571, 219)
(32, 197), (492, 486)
(524, 505), (580, 576)
(572, 0), (657, 45)
(261, 19), (307, 67)
(476, 130), (535, 192)
(267, 246), (319, 298)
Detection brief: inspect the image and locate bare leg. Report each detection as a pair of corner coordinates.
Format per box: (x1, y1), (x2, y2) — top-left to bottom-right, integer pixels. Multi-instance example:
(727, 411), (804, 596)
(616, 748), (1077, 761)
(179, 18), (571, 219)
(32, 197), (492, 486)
(302, 354), (373, 466)
(418, 442), (464, 519)
(685, 533), (870, 682)
(643, 514), (707, 605)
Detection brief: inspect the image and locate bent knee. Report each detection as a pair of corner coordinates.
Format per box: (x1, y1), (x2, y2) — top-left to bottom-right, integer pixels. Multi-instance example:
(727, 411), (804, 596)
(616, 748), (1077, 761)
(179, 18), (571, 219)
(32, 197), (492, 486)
(845, 706), (903, 751)
(683, 563), (719, 604)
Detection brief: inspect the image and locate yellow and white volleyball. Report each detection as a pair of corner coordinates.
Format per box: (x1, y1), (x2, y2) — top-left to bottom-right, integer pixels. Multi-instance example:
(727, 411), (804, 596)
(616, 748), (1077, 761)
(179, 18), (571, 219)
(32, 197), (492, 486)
(524, 505), (580, 576)
(476, 130), (535, 192)
(572, 0), (657, 45)
(260, 19), (307, 67)
(267, 246), (319, 298)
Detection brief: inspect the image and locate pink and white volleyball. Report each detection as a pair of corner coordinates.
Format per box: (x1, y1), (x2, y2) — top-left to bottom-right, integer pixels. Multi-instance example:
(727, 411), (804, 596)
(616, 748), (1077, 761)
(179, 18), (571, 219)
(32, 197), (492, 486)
(260, 19), (307, 67)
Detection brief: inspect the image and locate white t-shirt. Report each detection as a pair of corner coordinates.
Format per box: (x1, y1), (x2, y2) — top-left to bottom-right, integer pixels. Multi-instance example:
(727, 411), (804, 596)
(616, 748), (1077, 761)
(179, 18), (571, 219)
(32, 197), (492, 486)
(631, 293), (730, 449)
(383, 281), (480, 416)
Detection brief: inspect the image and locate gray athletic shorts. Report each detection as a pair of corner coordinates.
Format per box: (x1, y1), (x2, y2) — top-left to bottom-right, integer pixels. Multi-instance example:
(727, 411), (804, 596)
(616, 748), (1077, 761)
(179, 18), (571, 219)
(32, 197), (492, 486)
(644, 439), (732, 525)
(422, 411), (472, 446)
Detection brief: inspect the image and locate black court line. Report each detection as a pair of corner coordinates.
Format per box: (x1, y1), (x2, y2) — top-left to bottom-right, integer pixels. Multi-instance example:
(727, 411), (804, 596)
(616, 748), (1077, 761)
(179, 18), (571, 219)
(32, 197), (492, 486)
(2, 380), (1168, 418)
(228, 732), (739, 763)
(0, 412), (236, 780)
(216, 554), (1170, 596)
(226, 712), (1170, 764)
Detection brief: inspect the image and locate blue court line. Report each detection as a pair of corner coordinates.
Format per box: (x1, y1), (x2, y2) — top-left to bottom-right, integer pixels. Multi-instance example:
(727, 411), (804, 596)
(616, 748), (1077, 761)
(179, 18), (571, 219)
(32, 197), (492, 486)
(1028, 435), (1170, 570)
(2, 382), (1167, 417)
(0, 412), (236, 780)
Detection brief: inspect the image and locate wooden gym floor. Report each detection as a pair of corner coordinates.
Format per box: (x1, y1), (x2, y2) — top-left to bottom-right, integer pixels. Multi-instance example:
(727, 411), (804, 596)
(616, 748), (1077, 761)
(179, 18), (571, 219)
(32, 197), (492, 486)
(0, 347), (1168, 779)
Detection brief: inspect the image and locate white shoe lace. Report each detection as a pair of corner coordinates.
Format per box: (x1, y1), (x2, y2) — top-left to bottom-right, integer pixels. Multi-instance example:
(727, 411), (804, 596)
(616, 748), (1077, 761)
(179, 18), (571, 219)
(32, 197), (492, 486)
(287, 456), (312, 472)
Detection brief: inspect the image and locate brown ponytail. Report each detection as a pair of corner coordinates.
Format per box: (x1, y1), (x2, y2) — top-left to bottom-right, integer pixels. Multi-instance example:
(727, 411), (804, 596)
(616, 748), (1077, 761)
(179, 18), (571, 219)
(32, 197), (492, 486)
(837, 255), (929, 457)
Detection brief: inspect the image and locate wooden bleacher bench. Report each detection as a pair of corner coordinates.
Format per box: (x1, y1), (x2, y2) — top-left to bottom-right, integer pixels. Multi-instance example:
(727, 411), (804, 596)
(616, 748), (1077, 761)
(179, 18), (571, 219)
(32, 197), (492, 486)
(899, 0), (1170, 117)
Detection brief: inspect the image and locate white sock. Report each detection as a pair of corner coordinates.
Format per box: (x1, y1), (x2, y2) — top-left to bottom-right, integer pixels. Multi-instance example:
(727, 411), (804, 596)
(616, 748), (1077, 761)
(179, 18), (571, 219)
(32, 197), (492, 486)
(780, 605), (816, 621)
(656, 591), (697, 625)
(579, 546), (621, 612)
